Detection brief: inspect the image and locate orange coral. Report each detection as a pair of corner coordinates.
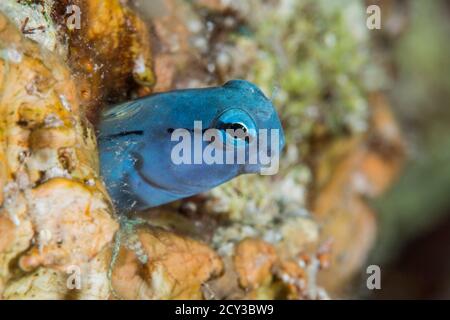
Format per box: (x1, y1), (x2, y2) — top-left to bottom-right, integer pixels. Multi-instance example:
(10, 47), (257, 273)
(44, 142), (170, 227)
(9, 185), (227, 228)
(0, 11), (117, 298)
(234, 238), (277, 290)
(111, 226), (223, 300)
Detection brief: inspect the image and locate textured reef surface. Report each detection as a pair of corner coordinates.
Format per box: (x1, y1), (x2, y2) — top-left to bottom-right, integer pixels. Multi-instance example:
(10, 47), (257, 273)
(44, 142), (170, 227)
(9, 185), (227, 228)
(0, 0), (403, 299)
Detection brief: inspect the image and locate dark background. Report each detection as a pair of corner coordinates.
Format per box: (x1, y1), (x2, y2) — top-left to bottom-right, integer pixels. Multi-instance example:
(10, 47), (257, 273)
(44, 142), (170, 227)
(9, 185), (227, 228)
(360, 0), (450, 299)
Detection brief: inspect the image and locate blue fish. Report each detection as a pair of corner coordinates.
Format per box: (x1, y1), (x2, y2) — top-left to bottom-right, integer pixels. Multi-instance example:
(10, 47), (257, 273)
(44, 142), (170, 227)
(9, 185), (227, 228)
(98, 80), (285, 212)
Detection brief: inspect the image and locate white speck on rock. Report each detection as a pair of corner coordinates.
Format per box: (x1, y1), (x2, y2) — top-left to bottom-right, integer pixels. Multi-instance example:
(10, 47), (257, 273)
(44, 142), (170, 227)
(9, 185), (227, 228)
(192, 36), (208, 52)
(263, 229), (283, 244)
(187, 19), (203, 33)
(44, 113), (64, 128)
(133, 55), (146, 75)
(0, 48), (23, 63)
(59, 95), (72, 112)
(216, 52), (231, 69)
(43, 167), (72, 181)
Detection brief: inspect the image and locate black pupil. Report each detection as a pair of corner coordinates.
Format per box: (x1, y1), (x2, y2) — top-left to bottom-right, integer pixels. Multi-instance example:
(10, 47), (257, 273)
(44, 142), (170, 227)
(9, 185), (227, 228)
(222, 123), (248, 140)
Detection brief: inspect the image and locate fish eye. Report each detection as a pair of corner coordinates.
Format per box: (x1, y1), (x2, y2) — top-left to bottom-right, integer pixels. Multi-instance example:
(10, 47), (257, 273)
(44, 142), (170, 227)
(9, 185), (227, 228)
(218, 122), (249, 141)
(214, 109), (256, 147)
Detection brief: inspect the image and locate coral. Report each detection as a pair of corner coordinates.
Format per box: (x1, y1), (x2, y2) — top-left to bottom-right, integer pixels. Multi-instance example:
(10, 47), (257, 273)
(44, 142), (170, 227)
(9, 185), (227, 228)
(233, 238), (277, 291)
(111, 226), (223, 300)
(0, 10), (117, 298)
